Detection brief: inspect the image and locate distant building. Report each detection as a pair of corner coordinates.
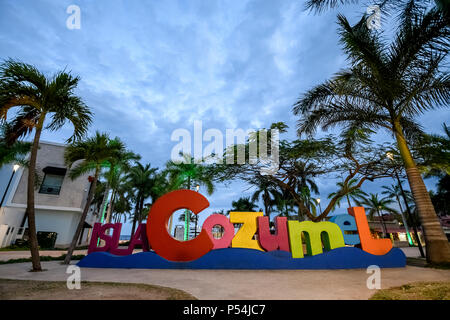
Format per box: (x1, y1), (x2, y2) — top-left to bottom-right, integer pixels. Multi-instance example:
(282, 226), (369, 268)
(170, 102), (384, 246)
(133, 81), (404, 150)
(173, 225), (185, 241)
(0, 141), (98, 248)
(367, 213), (424, 246)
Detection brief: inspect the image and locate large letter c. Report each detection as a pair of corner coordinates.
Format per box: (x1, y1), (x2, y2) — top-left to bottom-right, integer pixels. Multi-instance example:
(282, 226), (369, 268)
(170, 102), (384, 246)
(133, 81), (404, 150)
(147, 189), (213, 262)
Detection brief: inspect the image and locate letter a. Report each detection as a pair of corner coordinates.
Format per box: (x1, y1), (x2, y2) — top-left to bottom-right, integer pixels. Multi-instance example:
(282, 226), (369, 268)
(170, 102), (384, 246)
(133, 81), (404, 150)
(66, 5), (81, 30)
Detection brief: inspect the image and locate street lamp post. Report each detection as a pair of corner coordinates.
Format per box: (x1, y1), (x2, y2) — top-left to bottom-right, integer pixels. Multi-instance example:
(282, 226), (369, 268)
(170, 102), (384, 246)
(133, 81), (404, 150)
(394, 170), (425, 257)
(193, 185), (200, 237)
(316, 198), (322, 216)
(183, 178), (191, 241)
(386, 152), (425, 257)
(0, 164), (20, 209)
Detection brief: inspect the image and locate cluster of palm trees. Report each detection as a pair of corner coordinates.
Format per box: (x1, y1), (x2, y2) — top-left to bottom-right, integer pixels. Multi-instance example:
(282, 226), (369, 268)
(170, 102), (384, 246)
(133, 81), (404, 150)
(0, 57), (216, 269)
(230, 179), (407, 227)
(63, 143), (217, 262)
(294, 0), (450, 263)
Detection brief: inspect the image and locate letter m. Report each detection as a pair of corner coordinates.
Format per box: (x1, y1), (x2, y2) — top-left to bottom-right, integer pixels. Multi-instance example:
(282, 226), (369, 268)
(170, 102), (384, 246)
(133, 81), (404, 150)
(287, 221), (345, 258)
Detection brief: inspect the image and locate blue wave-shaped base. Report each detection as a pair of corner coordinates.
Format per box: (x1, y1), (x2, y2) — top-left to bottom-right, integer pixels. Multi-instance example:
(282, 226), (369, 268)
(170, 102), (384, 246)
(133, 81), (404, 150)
(77, 247), (406, 269)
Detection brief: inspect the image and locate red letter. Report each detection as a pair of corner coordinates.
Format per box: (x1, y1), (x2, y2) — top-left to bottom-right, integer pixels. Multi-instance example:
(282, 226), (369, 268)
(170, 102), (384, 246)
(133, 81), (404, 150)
(147, 190), (213, 262)
(348, 207), (392, 255)
(257, 216), (290, 252)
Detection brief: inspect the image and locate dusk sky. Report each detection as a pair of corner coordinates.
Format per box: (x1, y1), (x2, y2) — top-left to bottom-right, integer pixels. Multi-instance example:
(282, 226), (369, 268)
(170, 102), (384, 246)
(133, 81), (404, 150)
(1, 0), (448, 234)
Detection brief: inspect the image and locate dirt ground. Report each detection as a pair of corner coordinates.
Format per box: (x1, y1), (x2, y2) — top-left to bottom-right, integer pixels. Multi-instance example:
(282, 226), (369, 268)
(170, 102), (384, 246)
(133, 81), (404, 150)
(0, 279), (197, 300)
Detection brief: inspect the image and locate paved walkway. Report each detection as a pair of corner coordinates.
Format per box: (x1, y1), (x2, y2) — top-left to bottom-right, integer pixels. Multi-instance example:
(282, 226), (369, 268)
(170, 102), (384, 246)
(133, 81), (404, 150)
(1, 247), (447, 300)
(0, 261), (449, 300)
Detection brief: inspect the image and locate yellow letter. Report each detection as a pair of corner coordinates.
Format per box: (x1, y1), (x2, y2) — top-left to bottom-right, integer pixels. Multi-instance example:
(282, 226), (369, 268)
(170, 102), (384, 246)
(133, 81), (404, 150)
(230, 212), (264, 251)
(287, 221), (345, 258)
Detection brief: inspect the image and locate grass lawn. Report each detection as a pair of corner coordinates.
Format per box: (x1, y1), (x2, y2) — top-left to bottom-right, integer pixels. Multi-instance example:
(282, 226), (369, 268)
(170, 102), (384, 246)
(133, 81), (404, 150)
(0, 279), (197, 300)
(370, 281), (450, 300)
(0, 254), (85, 265)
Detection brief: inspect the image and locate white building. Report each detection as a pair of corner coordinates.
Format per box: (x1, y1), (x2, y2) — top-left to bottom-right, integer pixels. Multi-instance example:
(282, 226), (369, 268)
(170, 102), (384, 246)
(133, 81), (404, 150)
(0, 141), (98, 248)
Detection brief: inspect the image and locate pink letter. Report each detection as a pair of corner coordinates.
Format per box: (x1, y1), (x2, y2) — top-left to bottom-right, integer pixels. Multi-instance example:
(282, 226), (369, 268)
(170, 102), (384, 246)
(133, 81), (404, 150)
(110, 223), (149, 256)
(202, 214), (235, 249)
(87, 223), (121, 254)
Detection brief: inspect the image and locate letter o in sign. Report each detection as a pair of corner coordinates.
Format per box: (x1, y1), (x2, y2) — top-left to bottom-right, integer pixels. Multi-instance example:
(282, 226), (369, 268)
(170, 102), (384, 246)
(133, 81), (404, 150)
(202, 214), (235, 249)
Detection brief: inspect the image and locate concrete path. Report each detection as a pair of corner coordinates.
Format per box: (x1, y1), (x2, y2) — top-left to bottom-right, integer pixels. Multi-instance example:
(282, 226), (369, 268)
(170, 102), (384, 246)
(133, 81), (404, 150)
(399, 247), (426, 258)
(0, 261), (449, 300)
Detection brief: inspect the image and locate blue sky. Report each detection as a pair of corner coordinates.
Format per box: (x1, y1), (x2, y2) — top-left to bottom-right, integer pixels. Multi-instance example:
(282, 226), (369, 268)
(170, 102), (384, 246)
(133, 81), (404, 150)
(1, 0), (448, 235)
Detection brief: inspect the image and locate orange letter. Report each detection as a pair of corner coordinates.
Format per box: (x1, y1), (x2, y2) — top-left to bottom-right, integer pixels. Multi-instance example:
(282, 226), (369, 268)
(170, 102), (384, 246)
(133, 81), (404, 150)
(147, 190), (213, 261)
(348, 207), (392, 255)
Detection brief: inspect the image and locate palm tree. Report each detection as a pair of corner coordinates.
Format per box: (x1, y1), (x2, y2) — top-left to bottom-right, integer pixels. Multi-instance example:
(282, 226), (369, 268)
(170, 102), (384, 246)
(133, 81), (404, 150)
(228, 197), (258, 213)
(250, 176), (280, 216)
(328, 178), (368, 210)
(357, 193), (398, 238)
(382, 183), (416, 245)
(165, 153), (215, 240)
(283, 160), (321, 219)
(0, 122), (31, 168)
(165, 153), (215, 194)
(274, 191), (297, 219)
(99, 147), (140, 226)
(111, 192), (132, 224)
(293, 8), (450, 262)
(0, 60), (92, 271)
(298, 186), (319, 219)
(126, 162), (158, 236)
(290, 161), (320, 195)
(414, 123), (450, 177)
(63, 132), (124, 264)
(305, 0), (449, 14)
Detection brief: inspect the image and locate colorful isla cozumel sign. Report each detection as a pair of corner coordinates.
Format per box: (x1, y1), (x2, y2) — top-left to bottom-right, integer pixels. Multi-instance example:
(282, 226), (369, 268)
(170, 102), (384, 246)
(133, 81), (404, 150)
(77, 190), (406, 269)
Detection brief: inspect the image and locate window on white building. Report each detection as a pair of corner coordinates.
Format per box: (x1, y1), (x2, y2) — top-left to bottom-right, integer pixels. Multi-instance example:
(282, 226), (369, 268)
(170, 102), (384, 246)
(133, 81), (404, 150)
(39, 167), (67, 195)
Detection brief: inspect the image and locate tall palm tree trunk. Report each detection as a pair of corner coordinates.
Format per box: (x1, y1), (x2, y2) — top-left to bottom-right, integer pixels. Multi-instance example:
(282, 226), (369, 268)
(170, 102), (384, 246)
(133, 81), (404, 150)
(397, 177), (425, 257)
(376, 208), (388, 238)
(264, 202), (269, 217)
(108, 191), (116, 222)
(346, 195), (351, 208)
(138, 196), (145, 224)
(64, 167), (100, 264)
(27, 118), (45, 271)
(130, 196), (140, 237)
(394, 121), (450, 263)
